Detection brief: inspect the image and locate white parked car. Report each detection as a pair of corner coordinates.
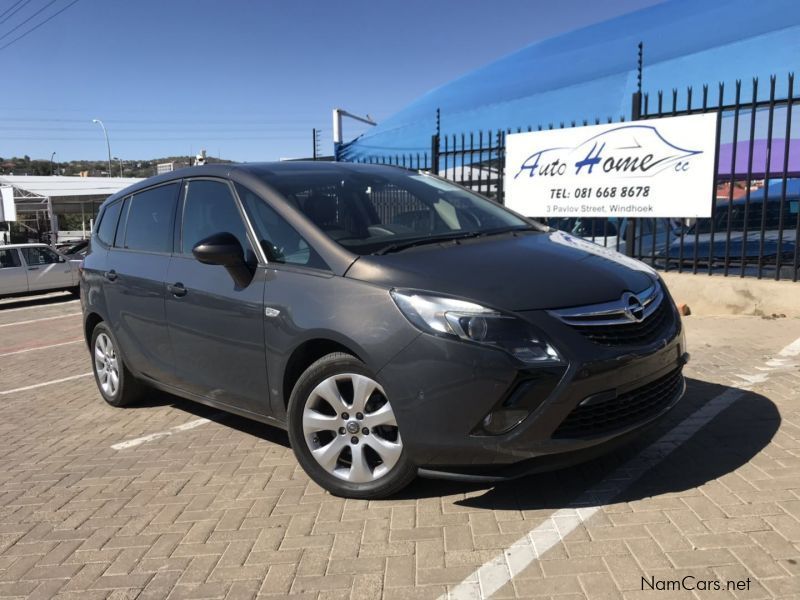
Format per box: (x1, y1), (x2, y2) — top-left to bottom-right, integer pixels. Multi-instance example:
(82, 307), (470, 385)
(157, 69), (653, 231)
(0, 243), (81, 299)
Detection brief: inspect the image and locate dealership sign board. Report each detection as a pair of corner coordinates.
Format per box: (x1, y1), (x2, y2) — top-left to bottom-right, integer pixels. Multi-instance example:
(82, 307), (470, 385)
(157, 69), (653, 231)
(505, 113), (717, 218)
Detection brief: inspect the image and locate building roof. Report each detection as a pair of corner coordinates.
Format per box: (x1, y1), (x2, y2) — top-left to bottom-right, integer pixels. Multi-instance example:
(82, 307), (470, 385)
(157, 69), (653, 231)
(0, 176), (142, 200)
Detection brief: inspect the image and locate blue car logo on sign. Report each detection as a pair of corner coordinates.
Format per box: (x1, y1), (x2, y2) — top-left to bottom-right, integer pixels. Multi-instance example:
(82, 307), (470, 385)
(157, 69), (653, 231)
(514, 124), (703, 181)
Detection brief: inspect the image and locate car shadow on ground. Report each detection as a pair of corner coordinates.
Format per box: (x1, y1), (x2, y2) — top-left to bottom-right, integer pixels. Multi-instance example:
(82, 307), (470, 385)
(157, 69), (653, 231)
(0, 291), (76, 310)
(140, 376), (778, 508)
(135, 392), (292, 448)
(406, 377), (780, 508)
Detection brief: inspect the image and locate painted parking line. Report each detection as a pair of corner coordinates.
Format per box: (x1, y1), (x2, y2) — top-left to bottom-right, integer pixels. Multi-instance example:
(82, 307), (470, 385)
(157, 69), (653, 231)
(0, 372), (93, 395)
(0, 312), (82, 328)
(111, 417), (220, 450)
(0, 338), (83, 358)
(442, 336), (800, 600)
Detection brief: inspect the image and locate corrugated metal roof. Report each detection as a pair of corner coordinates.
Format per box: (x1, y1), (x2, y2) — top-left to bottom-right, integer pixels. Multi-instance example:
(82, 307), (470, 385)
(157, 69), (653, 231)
(0, 176), (142, 199)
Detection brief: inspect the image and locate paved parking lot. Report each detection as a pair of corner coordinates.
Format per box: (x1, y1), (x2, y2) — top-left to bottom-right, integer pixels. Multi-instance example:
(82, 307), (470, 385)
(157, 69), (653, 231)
(0, 292), (799, 600)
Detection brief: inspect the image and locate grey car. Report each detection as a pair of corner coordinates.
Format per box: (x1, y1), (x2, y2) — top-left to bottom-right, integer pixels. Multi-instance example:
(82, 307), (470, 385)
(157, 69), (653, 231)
(0, 243), (80, 299)
(81, 162), (687, 499)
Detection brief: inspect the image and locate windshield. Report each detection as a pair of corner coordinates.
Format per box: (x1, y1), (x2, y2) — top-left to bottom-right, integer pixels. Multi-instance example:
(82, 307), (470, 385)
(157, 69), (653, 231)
(259, 168), (531, 255)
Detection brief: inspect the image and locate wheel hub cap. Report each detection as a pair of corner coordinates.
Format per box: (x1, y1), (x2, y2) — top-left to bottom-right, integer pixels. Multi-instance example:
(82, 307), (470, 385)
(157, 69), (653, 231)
(346, 421), (360, 434)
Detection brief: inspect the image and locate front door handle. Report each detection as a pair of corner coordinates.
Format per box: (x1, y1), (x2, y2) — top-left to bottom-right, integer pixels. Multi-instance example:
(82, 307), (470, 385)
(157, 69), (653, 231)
(167, 282), (187, 297)
(28, 266), (39, 271)
(105, 269), (118, 282)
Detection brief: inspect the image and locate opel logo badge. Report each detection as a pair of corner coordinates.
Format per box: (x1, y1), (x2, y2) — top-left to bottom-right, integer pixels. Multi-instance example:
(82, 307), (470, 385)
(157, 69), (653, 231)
(621, 292), (645, 322)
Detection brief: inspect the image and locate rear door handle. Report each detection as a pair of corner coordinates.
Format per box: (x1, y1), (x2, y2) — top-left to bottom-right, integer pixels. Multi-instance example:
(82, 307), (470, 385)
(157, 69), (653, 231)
(167, 282), (187, 297)
(105, 270), (118, 282)
(28, 266), (39, 271)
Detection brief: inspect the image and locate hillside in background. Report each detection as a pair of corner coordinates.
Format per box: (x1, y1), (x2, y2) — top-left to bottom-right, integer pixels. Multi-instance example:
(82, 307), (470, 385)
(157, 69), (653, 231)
(0, 155), (234, 178)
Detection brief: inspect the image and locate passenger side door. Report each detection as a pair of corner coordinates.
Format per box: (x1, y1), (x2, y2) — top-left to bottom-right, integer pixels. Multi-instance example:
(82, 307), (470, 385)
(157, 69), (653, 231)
(103, 184), (179, 384)
(165, 178), (269, 415)
(19, 246), (73, 291)
(0, 248), (27, 295)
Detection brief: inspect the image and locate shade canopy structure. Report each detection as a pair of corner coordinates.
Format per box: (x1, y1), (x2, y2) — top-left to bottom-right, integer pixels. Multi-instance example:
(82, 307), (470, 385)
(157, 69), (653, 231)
(337, 0), (800, 164)
(0, 176), (142, 242)
(0, 176), (141, 204)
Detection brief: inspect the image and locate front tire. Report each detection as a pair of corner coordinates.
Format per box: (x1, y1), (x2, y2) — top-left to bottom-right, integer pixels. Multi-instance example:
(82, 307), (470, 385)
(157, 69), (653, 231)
(91, 322), (143, 407)
(287, 352), (416, 499)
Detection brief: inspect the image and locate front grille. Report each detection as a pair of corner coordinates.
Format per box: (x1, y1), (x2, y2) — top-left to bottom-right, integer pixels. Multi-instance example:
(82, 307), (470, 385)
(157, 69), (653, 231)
(553, 367), (683, 439)
(572, 296), (674, 346)
(549, 283), (676, 346)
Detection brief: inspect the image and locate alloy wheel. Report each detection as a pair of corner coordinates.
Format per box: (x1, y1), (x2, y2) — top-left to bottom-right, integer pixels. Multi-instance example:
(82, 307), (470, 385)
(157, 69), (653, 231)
(94, 332), (119, 398)
(302, 373), (402, 483)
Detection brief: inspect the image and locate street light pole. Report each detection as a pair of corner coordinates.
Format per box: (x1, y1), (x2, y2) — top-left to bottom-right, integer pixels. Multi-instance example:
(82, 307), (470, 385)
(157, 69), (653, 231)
(114, 157), (123, 177)
(50, 152), (56, 175)
(92, 119), (112, 177)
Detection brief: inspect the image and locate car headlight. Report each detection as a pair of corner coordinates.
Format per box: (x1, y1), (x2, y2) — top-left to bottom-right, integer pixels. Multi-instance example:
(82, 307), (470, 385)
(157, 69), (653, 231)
(390, 289), (562, 364)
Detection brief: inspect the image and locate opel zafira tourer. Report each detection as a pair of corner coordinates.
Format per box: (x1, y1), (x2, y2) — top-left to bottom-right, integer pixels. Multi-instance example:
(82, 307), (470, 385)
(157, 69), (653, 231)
(81, 162), (688, 498)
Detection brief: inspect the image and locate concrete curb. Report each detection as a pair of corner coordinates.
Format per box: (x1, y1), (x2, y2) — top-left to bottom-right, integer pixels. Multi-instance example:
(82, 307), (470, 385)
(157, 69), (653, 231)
(661, 272), (800, 318)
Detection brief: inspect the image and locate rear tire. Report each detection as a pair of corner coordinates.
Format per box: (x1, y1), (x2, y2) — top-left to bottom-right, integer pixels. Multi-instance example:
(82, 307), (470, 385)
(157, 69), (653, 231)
(90, 322), (143, 407)
(287, 352), (416, 499)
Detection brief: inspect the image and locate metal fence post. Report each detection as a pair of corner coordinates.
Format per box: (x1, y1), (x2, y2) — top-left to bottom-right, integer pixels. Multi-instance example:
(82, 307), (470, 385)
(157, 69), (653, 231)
(430, 134), (440, 175)
(625, 42), (644, 257)
(496, 130), (505, 204)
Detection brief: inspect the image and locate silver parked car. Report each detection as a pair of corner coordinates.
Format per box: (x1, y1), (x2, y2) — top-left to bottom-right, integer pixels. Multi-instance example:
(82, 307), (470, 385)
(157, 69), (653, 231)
(0, 243), (81, 299)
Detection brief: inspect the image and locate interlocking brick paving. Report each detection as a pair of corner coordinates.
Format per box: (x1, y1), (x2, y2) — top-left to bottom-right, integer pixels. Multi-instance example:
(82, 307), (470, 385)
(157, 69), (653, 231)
(0, 295), (798, 599)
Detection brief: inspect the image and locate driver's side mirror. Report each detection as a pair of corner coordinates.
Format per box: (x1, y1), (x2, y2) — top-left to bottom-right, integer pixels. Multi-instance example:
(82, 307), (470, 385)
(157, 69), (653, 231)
(192, 232), (253, 287)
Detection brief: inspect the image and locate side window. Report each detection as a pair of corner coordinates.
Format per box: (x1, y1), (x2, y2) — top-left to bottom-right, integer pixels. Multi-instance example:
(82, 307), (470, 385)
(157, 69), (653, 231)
(113, 197), (130, 247)
(123, 183), (179, 253)
(21, 247), (61, 266)
(237, 183), (328, 270)
(182, 180), (254, 262)
(0, 248), (21, 268)
(96, 199), (123, 246)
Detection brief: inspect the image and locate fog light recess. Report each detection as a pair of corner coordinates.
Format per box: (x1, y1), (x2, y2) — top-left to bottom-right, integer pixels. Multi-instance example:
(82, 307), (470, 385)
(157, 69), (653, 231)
(481, 409), (529, 435)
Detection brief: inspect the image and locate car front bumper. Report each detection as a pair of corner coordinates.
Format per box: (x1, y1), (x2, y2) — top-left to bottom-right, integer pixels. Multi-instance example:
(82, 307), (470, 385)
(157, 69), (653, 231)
(377, 299), (686, 480)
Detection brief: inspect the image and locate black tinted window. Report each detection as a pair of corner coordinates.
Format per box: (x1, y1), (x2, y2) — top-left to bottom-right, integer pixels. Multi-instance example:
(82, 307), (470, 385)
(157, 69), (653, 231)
(114, 197), (130, 247)
(0, 248), (20, 268)
(237, 184), (327, 269)
(182, 180), (254, 262)
(124, 184), (179, 253)
(96, 199), (123, 246)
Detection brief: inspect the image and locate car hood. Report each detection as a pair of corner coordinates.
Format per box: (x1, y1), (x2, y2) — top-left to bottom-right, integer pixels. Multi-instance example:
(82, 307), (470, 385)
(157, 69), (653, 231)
(345, 230), (656, 311)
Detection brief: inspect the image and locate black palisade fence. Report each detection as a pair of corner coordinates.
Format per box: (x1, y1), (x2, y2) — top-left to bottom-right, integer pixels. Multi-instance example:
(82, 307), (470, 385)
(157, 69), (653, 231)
(348, 73), (799, 282)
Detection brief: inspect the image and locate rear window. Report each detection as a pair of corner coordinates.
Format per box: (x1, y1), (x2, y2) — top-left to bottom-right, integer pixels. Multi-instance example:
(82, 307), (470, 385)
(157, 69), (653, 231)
(96, 200), (123, 246)
(123, 183), (179, 253)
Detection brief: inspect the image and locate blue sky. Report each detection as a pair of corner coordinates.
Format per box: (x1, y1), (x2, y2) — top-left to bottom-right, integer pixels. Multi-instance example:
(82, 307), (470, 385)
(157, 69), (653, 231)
(0, 0), (661, 162)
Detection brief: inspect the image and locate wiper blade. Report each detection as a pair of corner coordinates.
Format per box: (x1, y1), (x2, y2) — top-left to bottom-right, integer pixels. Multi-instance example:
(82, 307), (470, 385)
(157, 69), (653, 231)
(373, 226), (536, 255)
(373, 232), (481, 255)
